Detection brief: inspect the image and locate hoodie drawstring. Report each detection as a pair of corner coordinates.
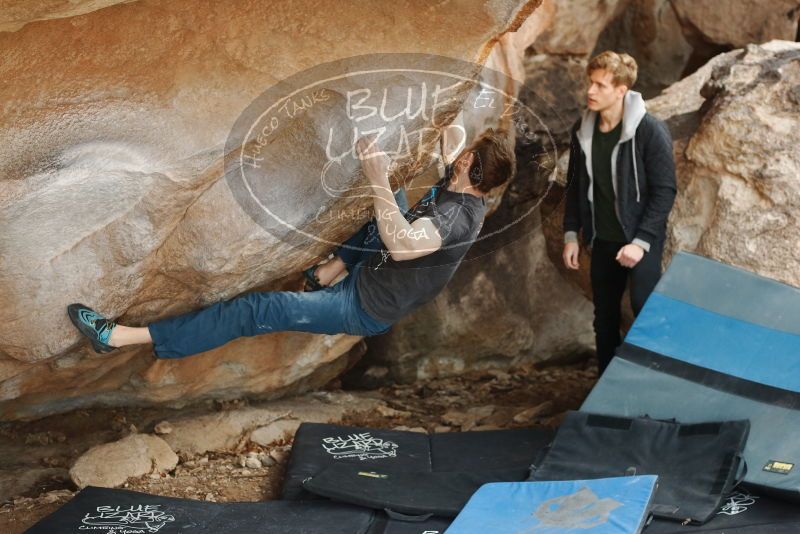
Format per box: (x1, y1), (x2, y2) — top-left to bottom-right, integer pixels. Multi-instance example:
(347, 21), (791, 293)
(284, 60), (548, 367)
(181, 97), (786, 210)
(632, 133), (641, 202)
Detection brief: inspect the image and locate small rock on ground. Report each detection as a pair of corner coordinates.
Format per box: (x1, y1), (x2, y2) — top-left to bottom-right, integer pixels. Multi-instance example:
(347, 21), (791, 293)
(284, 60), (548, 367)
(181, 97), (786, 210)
(69, 434), (178, 489)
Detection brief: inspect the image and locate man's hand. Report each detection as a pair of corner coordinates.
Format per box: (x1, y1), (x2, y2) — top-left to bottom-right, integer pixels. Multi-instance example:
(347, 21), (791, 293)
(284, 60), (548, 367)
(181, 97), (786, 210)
(616, 243), (645, 268)
(563, 242), (580, 270)
(356, 136), (391, 190)
(355, 135), (442, 261)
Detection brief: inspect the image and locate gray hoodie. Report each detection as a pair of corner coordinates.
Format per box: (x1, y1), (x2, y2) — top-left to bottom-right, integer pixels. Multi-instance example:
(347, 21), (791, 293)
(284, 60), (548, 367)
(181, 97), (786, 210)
(563, 90), (676, 252)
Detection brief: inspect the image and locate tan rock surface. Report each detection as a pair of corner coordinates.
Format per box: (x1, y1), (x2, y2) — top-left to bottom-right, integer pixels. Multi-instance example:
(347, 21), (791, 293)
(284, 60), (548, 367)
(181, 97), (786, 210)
(249, 419), (302, 447)
(660, 41), (800, 286)
(0, 0), (135, 32)
(162, 391), (383, 456)
(532, 0), (630, 55)
(0, 0), (542, 419)
(671, 0), (800, 48)
(69, 433), (178, 489)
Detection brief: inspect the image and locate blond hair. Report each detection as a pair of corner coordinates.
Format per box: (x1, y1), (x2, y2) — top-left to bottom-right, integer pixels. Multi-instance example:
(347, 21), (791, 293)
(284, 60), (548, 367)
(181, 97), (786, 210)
(587, 51), (638, 89)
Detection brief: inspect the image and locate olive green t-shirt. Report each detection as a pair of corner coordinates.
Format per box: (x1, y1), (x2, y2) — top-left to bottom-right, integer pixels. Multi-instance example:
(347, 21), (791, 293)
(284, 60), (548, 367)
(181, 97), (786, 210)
(592, 118), (626, 242)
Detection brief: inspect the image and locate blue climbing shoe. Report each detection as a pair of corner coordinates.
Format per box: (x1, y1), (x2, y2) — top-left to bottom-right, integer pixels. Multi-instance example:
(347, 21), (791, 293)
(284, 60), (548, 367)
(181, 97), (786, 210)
(303, 265), (325, 292)
(67, 303), (117, 354)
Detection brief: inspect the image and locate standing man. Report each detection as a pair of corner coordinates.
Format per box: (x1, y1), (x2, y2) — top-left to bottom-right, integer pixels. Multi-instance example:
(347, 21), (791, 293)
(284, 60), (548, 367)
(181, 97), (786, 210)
(562, 51), (676, 374)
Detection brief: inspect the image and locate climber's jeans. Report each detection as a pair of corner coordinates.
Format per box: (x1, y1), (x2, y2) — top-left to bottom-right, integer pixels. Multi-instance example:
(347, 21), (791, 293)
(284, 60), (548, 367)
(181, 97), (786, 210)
(147, 263), (392, 359)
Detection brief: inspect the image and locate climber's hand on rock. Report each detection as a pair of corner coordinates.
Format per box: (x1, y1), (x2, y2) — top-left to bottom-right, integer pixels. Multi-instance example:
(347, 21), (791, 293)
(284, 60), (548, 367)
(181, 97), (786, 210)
(356, 135), (391, 190)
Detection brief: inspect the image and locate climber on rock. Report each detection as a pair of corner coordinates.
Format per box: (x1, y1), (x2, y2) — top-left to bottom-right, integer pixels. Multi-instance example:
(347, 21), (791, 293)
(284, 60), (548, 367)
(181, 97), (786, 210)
(68, 128), (516, 359)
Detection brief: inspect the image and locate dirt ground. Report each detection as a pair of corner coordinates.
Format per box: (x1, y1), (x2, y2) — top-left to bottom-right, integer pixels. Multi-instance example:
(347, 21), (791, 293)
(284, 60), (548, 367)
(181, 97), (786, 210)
(0, 361), (597, 534)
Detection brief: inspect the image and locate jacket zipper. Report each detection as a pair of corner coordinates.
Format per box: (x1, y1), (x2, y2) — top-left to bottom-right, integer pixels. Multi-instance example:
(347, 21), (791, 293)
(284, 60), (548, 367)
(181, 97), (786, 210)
(633, 133), (641, 203)
(589, 190), (597, 248)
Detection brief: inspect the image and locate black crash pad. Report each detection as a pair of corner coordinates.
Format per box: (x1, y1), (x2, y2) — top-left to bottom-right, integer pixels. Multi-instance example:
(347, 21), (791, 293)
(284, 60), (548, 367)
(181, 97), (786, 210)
(26, 486), (374, 534)
(303, 463), (527, 517)
(644, 488), (800, 533)
(582, 252), (800, 499)
(283, 423), (554, 500)
(367, 513), (452, 534)
(530, 412), (750, 524)
(430, 426), (555, 472)
(282, 423), (432, 500)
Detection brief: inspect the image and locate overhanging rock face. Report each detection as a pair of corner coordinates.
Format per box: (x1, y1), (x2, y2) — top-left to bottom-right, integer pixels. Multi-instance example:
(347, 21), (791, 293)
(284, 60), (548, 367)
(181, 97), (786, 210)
(0, 0), (545, 419)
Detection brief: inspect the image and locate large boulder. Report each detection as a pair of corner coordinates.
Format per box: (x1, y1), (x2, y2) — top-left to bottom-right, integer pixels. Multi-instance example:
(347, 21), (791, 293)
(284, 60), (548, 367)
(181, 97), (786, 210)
(0, 0), (134, 32)
(671, 0), (800, 49)
(531, 0), (631, 56)
(657, 41), (800, 286)
(0, 0), (544, 419)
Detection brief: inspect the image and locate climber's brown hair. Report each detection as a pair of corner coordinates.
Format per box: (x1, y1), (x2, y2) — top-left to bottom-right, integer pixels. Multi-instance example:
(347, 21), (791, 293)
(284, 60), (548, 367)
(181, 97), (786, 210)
(465, 128), (516, 193)
(587, 51), (638, 89)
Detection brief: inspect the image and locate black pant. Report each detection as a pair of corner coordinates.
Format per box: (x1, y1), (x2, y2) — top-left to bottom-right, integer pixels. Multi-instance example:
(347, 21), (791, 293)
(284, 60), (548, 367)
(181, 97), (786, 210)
(590, 238), (663, 374)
